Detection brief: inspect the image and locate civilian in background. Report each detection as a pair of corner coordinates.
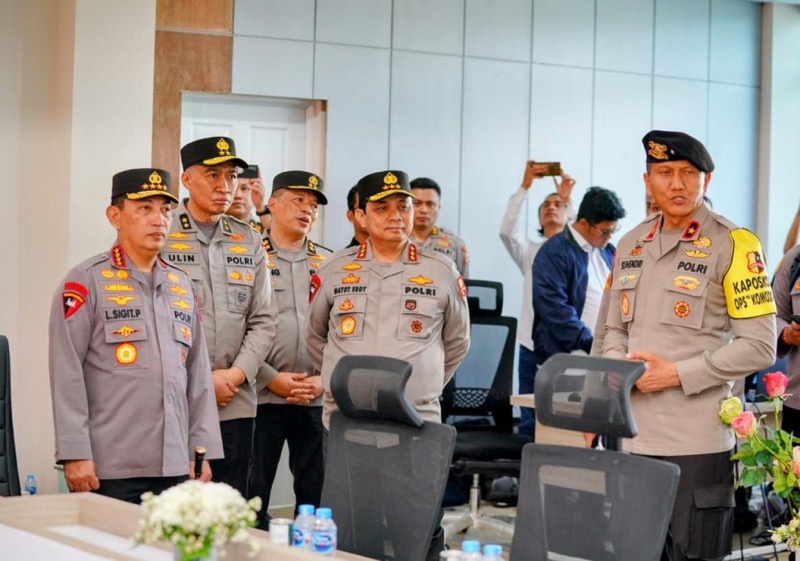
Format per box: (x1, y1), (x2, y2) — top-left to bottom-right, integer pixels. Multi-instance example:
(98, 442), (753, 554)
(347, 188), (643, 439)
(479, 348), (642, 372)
(499, 160), (575, 439)
(532, 187), (625, 367)
(345, 185), (368, 248)
(227, 164), (263, 233)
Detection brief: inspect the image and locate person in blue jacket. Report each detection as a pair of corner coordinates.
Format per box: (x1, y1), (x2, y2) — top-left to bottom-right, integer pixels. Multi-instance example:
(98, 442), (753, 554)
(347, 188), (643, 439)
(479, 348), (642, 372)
(532, 187), (626, 366)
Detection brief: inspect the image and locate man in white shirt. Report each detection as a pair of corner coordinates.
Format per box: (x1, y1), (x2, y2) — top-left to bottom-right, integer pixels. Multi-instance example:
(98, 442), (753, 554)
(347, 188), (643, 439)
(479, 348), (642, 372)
(531, 187), (625, 367)
(499, 161), (575, 438)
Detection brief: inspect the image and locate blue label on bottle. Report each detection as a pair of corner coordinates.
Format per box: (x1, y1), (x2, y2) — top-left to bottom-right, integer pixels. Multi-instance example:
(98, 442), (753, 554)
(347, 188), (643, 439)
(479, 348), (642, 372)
(313, 533), (334, 553)
(292, 528), (305, 547)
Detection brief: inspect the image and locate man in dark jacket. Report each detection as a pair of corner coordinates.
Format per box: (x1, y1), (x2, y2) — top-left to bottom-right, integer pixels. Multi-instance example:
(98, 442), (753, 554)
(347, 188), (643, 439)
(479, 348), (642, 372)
(532, 187), (626, 364)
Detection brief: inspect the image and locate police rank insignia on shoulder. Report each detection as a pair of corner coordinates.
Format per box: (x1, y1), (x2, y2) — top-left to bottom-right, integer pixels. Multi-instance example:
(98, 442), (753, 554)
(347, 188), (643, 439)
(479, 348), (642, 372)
(457, 276), (467, 298)
(62, 282), (88, 319)
(722, 229), (776, 319)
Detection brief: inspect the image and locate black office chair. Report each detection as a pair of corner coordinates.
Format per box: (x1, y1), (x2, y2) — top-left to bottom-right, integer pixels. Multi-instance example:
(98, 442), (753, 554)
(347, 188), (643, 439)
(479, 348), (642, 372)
(321, 355), (456, 561)
(509, 354), (681, 561)
(442, 312), (526, 540)
(0, 335), (20, 496)
(464, 279), (503, 319)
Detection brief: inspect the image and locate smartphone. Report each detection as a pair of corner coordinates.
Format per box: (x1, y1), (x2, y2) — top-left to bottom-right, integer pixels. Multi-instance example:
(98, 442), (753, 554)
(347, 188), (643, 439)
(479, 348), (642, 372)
(239, 165), (259, 179)
(789, 315), (800, 324)
(537, 162), (562, 176)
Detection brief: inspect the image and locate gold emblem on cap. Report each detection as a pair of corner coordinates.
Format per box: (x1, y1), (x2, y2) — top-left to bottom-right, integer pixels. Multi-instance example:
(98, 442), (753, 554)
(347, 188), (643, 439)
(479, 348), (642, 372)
(647, 141), (669, 160)
(140, 170), (167, 192)
(384, 172), (397, 185)
(149, 171), (163, 184)
(309, 175), (319, 189)
(216, 138), (231, 155)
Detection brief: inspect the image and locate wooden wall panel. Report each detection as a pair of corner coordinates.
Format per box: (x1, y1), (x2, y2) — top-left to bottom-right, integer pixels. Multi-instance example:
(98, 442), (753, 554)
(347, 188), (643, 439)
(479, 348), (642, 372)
(152, 31), (231, 190)
(156, 0), (233, 32)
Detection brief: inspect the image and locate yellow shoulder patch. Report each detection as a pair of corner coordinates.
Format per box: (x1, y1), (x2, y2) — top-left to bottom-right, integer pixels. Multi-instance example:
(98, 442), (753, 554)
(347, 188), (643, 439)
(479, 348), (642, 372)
(723, 228), (776, 319)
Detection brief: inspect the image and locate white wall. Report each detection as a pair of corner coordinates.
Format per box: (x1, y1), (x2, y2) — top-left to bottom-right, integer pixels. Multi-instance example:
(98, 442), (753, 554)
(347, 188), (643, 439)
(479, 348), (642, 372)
(232, 0), (764, 345)
(1, 0), (156, 494)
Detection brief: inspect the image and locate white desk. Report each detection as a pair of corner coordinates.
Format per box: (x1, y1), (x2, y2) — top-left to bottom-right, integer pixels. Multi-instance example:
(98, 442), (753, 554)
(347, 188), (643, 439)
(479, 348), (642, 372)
(0, 493), (375, 561)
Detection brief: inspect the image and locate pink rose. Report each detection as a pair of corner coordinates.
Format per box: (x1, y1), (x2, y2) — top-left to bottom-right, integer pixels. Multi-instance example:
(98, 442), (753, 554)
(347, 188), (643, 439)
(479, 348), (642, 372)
(731, 411), (757, 438)
(793, 446), (800, 478)
(764, 371), (789, 398)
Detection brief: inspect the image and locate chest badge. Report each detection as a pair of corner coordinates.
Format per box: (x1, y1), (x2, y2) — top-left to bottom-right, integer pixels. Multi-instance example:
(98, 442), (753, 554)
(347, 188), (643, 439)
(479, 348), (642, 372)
(166, 273), (181, 283)
(341, 315), (357, 336)
(693, 236), (712, 250)
(339, 298), (355, 312)
(226, 233), (245, 241)
(618, 273), (636, 286)
(684, 249), (709, 259)
(408, 275), (433, 286)
(621, 294), (630, 316)
(228, 245), (249, 254)
(168, 285), (189, 295)
(172, 299), (192, 310)
(342, 262), (362, 271)
(674, 276), (700, 291)
(342, 273), (361, 284)
(115, 343), (137, 365)
(101, 269), (114, 279)
(410, 319), (424, 334)
(112, 325), (140, 338)
(747, 251), (765, 274)
(168, 243), (192, 251)
(405, 299), (417, 311)
(674, 301), (691, 318)
(104, 283), (133, 292)
(107, 295), (136, 305)
(169, 231), (189, 240)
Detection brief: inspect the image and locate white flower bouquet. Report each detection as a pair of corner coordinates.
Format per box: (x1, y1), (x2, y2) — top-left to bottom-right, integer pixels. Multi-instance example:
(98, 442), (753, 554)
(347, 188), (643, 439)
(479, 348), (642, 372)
(134, 480), (261, 561)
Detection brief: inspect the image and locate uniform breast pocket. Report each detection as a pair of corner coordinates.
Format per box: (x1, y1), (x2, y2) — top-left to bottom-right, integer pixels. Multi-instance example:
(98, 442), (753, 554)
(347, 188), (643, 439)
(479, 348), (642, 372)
(173, 322), (192, 371)
(332, 295), (366, 340)
(397, 296), (441, 340)
(104, 320), (149, 369)
(659, 283), (707, 330)
(227, 284), (252, 314)
(609, 287), (636, 324)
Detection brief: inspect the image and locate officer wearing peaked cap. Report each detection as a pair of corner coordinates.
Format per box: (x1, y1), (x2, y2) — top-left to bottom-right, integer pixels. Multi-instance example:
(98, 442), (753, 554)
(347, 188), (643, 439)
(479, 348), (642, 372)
(48, 168), (223, 503)
(227, 165), (263, 234)
(250, 170), (331, 528)
(162, 137), (278, 498)
(306, 169), (470, 561)
(600, 130), (776, 561)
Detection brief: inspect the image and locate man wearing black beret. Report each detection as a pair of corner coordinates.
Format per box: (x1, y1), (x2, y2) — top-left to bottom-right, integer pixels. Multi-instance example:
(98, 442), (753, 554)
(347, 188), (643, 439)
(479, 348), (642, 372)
(162, 137), (278, 498)
(48, 168), (223, 502)
(600, 130), (777, 560)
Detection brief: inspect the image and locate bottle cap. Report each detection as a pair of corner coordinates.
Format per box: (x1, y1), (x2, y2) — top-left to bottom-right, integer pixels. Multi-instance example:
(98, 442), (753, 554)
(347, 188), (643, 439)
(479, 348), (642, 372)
(484, 544), (502, 556)
(461, 540), (480, 553)
(316, 507), (332, 519)
(298, 504), (315, 515)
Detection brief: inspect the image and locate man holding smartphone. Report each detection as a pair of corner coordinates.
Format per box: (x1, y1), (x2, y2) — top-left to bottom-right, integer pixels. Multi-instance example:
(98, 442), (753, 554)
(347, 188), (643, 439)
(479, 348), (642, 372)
(773, 245), (800, 444)
(499, 160), (575, 439)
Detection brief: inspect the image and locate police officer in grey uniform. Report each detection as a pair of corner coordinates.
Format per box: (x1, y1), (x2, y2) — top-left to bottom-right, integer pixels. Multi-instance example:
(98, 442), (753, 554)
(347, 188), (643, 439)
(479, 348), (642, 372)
(306, 170), (470, 561)
(250, 171), (331, 528)
(600, 131), (776, 561)
(161, 137), (277, 498)
(410, 177), (470, 277)
(48, 168), (223, 503)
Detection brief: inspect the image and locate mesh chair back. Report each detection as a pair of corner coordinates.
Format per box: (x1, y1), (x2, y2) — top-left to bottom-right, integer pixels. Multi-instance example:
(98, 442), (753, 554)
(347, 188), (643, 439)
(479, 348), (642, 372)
(323, 356), (456, 561)
(510, 443), (680, 561)
(534, 354), (646, 438)
(441, 315), (516, 432)
(464, 279), (503, 318)
(0, 335), (20, 496)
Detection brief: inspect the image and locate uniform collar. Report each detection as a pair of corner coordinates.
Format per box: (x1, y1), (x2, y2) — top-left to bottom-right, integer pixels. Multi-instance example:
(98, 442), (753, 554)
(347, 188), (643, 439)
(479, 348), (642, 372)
(355, 240), (419, 263)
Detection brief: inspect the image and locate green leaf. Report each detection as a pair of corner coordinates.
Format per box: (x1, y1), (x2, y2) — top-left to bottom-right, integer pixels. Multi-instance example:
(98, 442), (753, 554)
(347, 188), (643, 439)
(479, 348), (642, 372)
(741, 468), (762, 488)
(755, 450), (774, 466)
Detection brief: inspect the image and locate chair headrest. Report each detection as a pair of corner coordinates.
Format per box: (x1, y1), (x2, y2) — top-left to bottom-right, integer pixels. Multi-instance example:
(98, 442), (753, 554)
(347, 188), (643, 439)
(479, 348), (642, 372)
(330, 355), (424, 428)
(533, 354), (645, 438)
(464, 279), (503, 318)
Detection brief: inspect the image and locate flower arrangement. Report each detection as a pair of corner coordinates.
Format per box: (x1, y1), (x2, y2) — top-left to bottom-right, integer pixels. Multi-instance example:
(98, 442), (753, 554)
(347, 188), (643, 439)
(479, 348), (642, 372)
(719, 371), (800, 550)
(134, 480), (261, 561)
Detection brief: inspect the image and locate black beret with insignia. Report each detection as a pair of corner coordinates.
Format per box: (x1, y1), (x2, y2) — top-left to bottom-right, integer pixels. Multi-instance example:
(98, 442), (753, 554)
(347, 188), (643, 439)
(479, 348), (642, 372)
(272, 171), (328, 205)
(112, 168), (178, 203)
(239, 165), (259, 179)
(357, 170), (415, 203)
(180, 136), (248, 170)
(642, 130), (715, 173)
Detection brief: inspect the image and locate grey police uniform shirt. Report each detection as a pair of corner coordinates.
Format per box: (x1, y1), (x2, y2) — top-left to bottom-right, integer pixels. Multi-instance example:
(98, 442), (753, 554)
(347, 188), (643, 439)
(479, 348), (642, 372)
(415, 226), (470, 278)
(162, 200), (277, 422)
(48, 244), (223, 480)
(601, 203), (776, 456)
(775, 243), (800, 410)
(306, 240), (471, 428)
(256, 236), (332, 405)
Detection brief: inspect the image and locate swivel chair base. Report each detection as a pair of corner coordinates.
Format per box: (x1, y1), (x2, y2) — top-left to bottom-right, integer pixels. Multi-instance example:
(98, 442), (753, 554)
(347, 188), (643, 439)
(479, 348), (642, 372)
(442, 474), (515, 542)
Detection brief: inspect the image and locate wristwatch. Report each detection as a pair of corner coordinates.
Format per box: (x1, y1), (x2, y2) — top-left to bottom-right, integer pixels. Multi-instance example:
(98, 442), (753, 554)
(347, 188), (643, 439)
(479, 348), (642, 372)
(256, 207), (270, 217)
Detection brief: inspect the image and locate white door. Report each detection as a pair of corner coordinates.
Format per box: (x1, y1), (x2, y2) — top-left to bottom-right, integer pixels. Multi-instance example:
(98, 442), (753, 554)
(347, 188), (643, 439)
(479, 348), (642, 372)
(180, 93), (325, 510)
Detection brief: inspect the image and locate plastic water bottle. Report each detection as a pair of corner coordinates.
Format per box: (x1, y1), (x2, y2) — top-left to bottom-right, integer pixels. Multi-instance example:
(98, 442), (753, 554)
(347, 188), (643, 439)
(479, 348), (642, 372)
(461, 539), (481, 560)
(312, 507), (337, 556)
(292, 504), (316, 549)
(24, 474), (38, 495)
(482, 544), (503, 560)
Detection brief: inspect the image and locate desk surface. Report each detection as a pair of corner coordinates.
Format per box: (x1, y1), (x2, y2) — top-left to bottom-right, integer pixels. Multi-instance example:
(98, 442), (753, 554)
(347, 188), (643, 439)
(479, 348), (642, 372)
(0, 493), (374, 561)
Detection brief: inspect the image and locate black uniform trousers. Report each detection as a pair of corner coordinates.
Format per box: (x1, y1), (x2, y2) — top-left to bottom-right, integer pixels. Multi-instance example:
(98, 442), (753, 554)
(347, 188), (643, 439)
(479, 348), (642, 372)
(94, 475), (188, 504)
(250, 403), (324, 530)
(210, 417), (255, 499)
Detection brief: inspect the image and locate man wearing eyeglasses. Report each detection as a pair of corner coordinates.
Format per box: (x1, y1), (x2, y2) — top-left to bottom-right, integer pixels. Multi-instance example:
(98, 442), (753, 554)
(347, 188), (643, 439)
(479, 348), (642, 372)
(531, 187), (626, 367)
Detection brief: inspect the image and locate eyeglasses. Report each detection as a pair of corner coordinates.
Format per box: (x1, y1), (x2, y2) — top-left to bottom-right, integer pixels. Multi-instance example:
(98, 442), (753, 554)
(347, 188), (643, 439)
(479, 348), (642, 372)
(589, 223), (621, 237)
